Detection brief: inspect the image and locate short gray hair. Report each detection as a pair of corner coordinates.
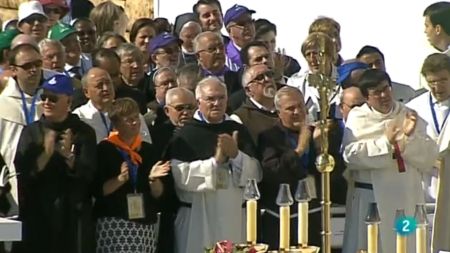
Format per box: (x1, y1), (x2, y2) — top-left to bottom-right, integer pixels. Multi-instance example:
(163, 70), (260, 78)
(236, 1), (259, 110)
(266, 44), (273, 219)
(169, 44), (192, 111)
(38, 38), (65, 55)
(193, 31), (223, 53)
(115, 43), (143, 62)
(165, 87), (195, 105)
(195, 76), (227, 100)
(274, 86), (303, 110)
(153, 67), (176, 83)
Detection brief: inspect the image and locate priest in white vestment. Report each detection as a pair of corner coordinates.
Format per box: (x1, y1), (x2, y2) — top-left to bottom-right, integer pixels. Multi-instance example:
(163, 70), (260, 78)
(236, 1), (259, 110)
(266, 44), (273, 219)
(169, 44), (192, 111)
(342, 69), (438, 253)
(168, 77), (262, 253)
(408, 53), (450, 253)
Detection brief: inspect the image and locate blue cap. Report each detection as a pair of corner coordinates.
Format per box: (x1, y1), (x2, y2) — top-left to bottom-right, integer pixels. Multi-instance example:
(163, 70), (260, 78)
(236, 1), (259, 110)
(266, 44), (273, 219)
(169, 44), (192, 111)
(148, 32), (182, 55)
(42, 74), (74, 95)
(337, 61), (369, 85)
(223, 4), (256, 27)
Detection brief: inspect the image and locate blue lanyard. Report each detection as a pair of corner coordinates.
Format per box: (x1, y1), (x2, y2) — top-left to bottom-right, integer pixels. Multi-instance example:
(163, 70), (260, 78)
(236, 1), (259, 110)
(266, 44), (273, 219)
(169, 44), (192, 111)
(117, 149), (139, 192)
(99, 112), (112, 135)
(429, 94), (450, 134)
(19, 89), (39, 125)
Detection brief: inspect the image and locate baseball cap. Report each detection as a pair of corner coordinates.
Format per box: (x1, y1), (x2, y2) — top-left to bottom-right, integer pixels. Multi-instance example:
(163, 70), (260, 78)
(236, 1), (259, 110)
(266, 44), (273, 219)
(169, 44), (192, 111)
(337, 61), (369, 85)
(0, 29), (20, 51)
(42, 74), (74, 95)
(48, 22), (76, 41)
(223, 4), (255, 27)
(148, 32), (182, 55)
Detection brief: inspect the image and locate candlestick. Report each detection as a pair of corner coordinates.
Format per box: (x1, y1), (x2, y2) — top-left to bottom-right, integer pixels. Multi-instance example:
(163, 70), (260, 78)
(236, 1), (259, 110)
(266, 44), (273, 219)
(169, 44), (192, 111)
(395, 209), (407, 253)
(365, 202), (380, 253)
(243, 179), (260, 246)
(276, 183), (294, 251)
(414, 204), (428, 253)
(295, 179), (311, 248)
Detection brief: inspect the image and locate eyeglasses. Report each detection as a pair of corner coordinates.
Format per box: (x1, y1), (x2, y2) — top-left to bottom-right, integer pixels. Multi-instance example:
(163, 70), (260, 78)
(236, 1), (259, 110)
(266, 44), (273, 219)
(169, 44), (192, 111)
(22, 15), (47, 24)
(200, 95), (226, 104)
(14, 60), (43, 71)
(367, 85), (391, 97)
(197, 44), (225, 54)
(155, 79), (177, 88)
(40, 93), (59, 103)
(248, 70), (274, 84)
(229, 18), (255, 29)
(76, 30), (96, 37)
(44, 6), (61, 14)
(168, 104), (196, 112)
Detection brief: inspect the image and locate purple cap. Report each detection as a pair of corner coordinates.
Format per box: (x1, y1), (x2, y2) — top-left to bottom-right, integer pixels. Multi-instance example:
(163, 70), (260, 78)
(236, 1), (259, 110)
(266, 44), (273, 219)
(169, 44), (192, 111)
(42, 74), (74, 95)
(223, 4), (255, 27)
(148, 32), (182, 55)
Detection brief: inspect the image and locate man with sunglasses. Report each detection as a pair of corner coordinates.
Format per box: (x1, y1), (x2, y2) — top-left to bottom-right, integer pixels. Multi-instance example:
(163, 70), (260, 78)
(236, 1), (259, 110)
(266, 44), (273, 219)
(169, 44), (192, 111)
(39, 0), (69, 27)
(223, 4), (256, 69)
(342, 69), (438, 253)
(14, 74), (96, 252)
(230, 64), (278, 145)
(17, 1), (49, 43)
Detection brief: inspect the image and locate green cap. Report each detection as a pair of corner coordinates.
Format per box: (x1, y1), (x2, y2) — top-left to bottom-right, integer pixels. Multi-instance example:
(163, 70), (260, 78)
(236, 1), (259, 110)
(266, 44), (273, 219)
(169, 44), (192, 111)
(48, 22), (76, 41)
(0, 29), (20, 51)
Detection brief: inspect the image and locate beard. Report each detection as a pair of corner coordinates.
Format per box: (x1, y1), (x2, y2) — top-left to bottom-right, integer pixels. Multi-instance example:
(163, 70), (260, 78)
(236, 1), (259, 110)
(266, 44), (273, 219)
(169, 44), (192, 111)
(263, 85), (276, 98)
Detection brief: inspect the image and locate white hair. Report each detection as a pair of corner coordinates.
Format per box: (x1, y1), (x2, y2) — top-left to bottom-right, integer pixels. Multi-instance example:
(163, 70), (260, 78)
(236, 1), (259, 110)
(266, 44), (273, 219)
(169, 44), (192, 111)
(194, 76), (227, 100)
(38, 38), (65, 54)
(165, 87), (195, 105)
(274, 86), (303, 110)
(193, 31), (223, 53)
(153, 67), (176, 83)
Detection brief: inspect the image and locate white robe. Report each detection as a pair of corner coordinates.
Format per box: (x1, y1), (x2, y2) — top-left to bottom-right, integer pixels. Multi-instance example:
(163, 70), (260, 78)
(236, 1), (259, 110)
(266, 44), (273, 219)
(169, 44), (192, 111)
(73, 100), (152, 144)
(0, 78), (43, 216)
(342, 102), (438, 253)
(408, 92), (450, 253)
(171, 116), (262, 253)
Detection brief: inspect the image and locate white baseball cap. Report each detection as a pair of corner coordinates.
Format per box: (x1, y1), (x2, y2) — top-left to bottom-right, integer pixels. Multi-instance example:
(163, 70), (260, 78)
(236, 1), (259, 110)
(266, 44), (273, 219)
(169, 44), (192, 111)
(18, 1), (48, 24)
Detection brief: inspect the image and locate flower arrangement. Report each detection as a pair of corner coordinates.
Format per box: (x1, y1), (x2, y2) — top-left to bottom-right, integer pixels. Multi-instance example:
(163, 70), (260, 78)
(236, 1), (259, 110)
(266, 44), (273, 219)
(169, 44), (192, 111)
(205, 240), (267, 253)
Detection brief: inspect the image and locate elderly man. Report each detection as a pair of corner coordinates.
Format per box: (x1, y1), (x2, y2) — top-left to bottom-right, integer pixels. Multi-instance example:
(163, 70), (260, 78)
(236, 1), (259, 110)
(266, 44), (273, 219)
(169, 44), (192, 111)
(257, 86), (320, 249)
(48, 22), (91, 79)
(168, 76), (261, 253)
(342, 69), (438, 253)
(223, 4), (256, 69)
(17, 1), (49, 42)
(14, 74), (96, 252)
(0, 36), (58, 216)
(73, 67), (151, 144)
(194, 31), (241, 98)
(339, 86), (366, 122)
(231, 64), (278, 144)
(407, 53), (450, 253)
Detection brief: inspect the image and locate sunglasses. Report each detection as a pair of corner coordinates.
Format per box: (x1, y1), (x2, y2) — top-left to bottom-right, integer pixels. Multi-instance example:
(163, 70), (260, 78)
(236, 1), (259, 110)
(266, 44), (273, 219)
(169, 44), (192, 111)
(76, 30), (96, 37)
(168, 104), (196, 112)
(22, 15), (47, 24)
(249, 70), (274, 84)
(14, 60), (43, 71)
(40, 93), (59, 103)
(44, 7), (61, 14)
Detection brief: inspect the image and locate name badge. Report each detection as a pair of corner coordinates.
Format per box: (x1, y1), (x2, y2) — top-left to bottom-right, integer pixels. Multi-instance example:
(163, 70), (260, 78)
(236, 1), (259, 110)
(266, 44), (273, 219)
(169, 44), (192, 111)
(127, 193), (145, 220)
(306, 175), (317, 199)
(216, 167), (229, 189)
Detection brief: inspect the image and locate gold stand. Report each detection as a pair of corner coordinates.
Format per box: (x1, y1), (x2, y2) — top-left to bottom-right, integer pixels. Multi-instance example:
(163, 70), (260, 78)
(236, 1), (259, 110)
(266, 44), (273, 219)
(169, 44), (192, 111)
(307, 32), (337, 253)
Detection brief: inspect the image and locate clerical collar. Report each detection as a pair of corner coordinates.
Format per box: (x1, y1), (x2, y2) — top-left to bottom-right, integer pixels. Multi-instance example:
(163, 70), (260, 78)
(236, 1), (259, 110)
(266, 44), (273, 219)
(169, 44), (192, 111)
(249, 97), (276, 113)
(201, 66), (229, 79)
(194, 109), (230, 124)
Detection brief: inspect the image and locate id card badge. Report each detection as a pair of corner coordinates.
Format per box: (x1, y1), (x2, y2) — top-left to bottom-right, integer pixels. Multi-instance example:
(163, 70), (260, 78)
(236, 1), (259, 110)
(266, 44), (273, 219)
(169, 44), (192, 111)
(127, 193), (145, 220)
(306, 175), (317, 199)
(216, 167), (229, 189)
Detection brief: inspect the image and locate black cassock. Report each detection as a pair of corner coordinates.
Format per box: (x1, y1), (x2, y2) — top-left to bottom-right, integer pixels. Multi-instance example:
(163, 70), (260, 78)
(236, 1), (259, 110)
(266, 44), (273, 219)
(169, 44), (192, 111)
(13, 114), (96, 253)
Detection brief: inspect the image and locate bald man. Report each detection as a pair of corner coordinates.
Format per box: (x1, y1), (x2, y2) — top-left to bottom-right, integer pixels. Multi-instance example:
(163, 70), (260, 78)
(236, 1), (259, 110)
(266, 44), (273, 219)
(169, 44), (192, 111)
(339, 86), (366, 121)
(73, 68), (151, 143)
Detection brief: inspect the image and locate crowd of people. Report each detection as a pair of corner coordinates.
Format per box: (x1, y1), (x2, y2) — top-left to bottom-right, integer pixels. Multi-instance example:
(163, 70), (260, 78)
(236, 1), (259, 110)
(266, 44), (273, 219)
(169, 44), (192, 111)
(0, 0), (450, 252)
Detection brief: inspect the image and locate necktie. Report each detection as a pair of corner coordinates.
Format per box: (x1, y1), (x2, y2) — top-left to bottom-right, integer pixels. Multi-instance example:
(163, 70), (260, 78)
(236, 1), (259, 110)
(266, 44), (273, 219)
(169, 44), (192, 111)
(69, 66), (82, 80)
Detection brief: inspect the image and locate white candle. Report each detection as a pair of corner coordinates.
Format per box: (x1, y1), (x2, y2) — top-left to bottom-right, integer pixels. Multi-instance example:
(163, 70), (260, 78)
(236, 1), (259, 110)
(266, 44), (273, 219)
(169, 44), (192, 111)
(396, 234), (406, 253)
(416, 226), (426, 253)
(367, 224), (378, 253)
(298, 202), (308, 247)
(246, 199), (257, 244)
(279, 206), (290, 250)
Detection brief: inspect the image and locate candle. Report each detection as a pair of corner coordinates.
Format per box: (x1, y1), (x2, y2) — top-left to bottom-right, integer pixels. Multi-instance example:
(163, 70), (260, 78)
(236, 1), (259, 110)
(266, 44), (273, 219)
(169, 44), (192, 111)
(298, 202), (308, 247)
(396, 234), (406, 253)
(367, 224), (378, 253)
(246, 199), (257, 244)
(279, 206), (290, 250)
(416, 226), (426, 253)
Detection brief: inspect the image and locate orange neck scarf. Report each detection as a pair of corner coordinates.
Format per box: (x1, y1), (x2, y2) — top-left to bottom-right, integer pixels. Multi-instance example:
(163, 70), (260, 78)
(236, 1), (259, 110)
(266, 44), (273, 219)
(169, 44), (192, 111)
(107, 132), (143, 165)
